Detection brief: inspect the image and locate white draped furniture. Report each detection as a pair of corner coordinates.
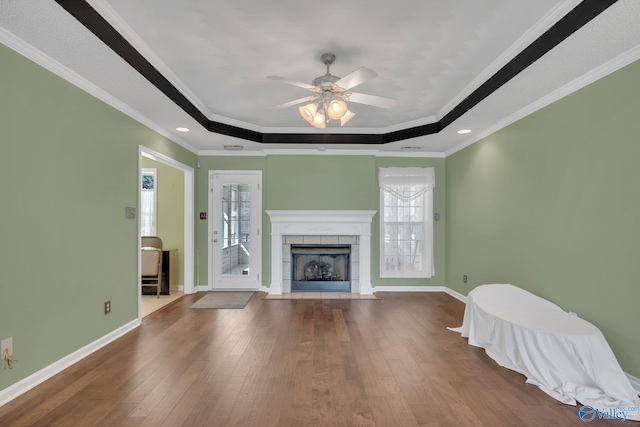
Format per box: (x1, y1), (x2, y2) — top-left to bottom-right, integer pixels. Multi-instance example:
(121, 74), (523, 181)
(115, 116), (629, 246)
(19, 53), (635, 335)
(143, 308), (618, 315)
(452, 284), (639, 421)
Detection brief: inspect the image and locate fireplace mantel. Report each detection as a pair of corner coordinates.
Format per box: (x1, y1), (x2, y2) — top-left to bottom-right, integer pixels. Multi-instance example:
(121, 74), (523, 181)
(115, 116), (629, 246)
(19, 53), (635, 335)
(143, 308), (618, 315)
(266, 210), (376, 295)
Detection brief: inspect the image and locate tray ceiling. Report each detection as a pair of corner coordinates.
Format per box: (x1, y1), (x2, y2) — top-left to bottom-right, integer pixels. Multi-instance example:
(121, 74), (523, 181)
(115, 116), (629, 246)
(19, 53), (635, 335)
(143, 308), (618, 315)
(1, 0), (639, 154)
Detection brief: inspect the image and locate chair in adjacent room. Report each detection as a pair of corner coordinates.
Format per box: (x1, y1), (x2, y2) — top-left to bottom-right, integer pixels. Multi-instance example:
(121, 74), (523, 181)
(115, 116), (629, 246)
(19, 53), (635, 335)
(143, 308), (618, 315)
(141, 236), (163, 298)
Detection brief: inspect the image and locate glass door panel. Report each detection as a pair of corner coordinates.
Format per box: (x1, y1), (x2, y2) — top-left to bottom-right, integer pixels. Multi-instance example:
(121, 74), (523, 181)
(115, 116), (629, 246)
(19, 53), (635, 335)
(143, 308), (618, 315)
(210, 172), (261, 289)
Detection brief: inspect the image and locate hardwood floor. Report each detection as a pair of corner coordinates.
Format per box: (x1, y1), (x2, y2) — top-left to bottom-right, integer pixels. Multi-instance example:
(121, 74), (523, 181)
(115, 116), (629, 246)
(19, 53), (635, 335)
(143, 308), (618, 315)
(0, 292), (626, 426)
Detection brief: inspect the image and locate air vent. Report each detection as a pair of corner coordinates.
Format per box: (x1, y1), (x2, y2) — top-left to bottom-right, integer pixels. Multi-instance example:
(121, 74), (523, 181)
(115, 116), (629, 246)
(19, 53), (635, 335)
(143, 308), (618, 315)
(223, 145), (244, 150)
(400, 146), (421, 150)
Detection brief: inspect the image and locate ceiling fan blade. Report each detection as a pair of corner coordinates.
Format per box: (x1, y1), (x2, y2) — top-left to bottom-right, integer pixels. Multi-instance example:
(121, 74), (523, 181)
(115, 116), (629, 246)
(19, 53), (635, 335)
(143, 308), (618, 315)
(267, 75), (318, 91)
(333, 67), (377, 90)
(347, 92), (397, 109)
(272, 95), (320, 110)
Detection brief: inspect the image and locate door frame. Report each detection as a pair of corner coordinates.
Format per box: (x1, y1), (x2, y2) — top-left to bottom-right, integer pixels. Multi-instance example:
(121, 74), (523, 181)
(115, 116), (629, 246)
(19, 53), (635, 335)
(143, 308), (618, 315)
(208, 170), (262, 290)
(138, 146), (195, 320)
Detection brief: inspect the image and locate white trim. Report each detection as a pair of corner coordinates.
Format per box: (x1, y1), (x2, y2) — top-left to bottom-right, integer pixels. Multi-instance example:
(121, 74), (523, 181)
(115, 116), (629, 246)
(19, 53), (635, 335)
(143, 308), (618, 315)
(626, 373), (640, 396)
(0, 319), (139, 408)
(0, 26), (198, 155)
(378, 168), (435, 279)
(370, 286), (468, 303)
(437, 0), (582, 121)
(263, 149), (381, 156)
(86, 0), (214, 119)
(266, 210), (376, 295)
(198, 149), (447, 158)
(375, 151), (445, 158)
(139, 146), (196, 308)
(445, 44), (640, 158)
(199, 150), (268, 157)
(197, 285), (210, 292)
(208, 170), (263, 291)
(4, 7), (638, 159)
(261, 115), (439, 135)
(445, 287), (468, 303)
(373, 286), (445, 292)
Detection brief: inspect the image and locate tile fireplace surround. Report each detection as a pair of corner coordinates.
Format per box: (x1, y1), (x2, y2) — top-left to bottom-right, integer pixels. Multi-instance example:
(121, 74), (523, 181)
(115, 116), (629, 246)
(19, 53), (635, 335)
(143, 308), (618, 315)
(266, 210), (376, 295)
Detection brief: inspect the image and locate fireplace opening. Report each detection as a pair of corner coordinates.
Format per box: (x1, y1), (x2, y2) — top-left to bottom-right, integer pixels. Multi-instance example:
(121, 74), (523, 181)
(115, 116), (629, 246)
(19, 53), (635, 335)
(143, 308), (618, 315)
(291, 245), (350, 292)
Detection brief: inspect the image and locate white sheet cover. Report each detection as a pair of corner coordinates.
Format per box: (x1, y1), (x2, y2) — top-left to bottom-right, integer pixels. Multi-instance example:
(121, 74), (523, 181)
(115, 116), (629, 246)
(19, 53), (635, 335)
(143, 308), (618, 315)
(452, 284), (640, 421)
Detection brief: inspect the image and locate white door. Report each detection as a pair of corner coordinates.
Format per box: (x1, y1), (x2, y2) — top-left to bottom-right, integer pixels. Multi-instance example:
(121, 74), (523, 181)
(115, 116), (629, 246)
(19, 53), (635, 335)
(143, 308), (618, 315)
(209, 171), (261, 290)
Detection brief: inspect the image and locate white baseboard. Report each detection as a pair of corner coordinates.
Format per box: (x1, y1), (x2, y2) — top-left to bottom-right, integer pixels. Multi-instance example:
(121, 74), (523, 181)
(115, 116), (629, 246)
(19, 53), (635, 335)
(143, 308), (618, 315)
(372, 286), (445, 292)
(370, 286), (468, 304)
(177, 285), (184, 291)
(0, 318), (140, 408)
(626, 373), (640, 396)
(197, 285), (210, 292)
(444, 287), (468, 303)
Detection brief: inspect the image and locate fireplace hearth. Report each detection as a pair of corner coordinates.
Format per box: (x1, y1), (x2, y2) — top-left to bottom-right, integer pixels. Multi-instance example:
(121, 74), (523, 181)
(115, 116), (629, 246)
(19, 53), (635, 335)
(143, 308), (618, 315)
(291, 245), (350, 292)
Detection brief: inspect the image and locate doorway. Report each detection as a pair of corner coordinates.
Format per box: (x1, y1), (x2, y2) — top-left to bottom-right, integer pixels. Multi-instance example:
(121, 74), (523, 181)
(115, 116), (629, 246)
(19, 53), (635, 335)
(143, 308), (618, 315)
(209, 171), (262, 290)
(138, 147), (195, 319)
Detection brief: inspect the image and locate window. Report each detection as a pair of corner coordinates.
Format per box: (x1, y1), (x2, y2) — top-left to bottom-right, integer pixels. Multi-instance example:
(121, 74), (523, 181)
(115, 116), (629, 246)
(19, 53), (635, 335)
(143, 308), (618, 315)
(222, 184), (249, 248)
(379, 167), (435, 278)
(141, 168), (157, 236)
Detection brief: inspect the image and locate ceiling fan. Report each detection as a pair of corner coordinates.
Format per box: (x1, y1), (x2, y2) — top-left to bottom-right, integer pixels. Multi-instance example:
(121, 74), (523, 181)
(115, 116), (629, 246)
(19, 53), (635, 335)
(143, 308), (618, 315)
(268, 53), (396, 128)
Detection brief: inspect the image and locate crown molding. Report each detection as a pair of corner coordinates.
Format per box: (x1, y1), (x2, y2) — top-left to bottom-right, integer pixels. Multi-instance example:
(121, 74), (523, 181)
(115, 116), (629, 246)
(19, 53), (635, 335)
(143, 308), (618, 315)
(444, 43), (640, 158)
(197, 149), (446, 158)
(86, 0), (213, 118)
(198, 150), (267, 157)
(262, 149), (381, 156)
(54, 0), (617, 146)
(437, 0), (582, 120)
(375, 151), (445, 158)
(0, 26), (199, 155)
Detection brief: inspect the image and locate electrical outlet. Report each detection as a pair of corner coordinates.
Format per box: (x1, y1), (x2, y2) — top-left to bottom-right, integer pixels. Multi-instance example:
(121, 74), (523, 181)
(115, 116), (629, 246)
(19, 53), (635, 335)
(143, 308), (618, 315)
(105, 300), (111, 314)
(463, 275), (468, 283)
(1, 337), (13, 360)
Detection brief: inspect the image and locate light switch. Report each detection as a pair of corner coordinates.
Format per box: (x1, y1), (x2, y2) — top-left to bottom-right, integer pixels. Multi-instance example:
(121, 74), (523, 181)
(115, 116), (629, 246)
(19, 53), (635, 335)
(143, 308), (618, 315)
(125, 207), (136, 219)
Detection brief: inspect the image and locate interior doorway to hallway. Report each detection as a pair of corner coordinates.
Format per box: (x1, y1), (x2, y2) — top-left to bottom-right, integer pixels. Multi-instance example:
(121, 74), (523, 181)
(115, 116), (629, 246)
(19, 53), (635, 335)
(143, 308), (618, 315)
(138, 146), (195, 320)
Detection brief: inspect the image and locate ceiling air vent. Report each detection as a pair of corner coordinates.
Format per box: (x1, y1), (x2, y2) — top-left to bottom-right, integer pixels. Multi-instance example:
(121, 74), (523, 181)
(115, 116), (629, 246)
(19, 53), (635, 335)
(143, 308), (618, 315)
(400, 146), (421, 150)
(223, 145), (244, 150)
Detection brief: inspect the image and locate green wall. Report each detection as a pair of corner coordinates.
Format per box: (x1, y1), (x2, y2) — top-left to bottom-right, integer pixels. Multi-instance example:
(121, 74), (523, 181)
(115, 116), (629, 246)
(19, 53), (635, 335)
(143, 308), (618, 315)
(445, 59), (640, 377)
(196, 155), (446, 288)
(0, 43), (196, 392)
(141, 158), (185, 286)
(3, 25), (638, 397)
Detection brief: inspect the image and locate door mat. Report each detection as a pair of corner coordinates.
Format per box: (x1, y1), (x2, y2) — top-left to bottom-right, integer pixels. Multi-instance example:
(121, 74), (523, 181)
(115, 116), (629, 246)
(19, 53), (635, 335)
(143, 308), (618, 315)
(189, 291), (255, 309)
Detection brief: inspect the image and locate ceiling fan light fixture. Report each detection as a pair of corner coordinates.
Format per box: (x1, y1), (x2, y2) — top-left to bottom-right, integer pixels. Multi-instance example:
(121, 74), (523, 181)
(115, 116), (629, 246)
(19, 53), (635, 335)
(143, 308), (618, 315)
(327, 99), (348, 120)
(339, 110), (356, 126)
(311, 111), (326, 128)
(275, 53), (394, 129)
(299, 103), (318, 123)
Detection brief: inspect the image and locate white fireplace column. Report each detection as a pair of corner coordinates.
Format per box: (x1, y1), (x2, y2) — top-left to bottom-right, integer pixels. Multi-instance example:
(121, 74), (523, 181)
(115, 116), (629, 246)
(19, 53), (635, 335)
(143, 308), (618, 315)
(266, 210), (376, 295)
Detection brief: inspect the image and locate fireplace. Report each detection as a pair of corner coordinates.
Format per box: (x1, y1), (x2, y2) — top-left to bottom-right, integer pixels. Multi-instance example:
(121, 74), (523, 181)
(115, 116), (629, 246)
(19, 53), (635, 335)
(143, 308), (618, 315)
(266, 210), (376, 295)
(291, 245), (350, 292)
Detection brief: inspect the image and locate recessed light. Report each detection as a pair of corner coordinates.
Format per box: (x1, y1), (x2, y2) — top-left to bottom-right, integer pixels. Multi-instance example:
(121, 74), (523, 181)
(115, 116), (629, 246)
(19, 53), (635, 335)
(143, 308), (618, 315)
(176, 127), (190, 132)
(457, 129), (471, 134)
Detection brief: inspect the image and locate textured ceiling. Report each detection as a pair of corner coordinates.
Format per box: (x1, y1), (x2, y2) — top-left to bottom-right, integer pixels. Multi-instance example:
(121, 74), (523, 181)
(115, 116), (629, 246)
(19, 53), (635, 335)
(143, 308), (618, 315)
(1, 0), (640, 153)
(100, 0), (561, 129)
